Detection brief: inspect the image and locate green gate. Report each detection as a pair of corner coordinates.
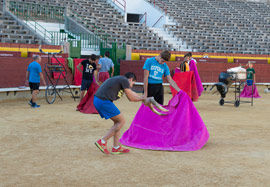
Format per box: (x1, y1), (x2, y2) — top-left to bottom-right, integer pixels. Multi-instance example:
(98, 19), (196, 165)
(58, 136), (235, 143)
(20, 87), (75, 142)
(100, 43), (126, 76)
(69, 40), (81, 58)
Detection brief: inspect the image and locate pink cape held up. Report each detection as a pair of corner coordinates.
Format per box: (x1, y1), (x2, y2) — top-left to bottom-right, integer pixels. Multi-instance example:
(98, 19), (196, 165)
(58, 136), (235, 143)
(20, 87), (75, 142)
(120, 91), (209, 151)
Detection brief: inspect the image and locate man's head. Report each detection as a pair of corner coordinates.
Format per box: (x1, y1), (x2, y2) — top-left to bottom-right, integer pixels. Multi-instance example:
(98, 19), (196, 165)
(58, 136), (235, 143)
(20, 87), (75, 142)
(248, 61), (254, 68)
(94, 55), (100, 64)
(90, 54), (97, 62)
(34, 55), (41, 63)
(104, 51), (110, 57)
(184, 53), (191, 61)
(124, 72), (136, 88)
(157, 50), (171, 64)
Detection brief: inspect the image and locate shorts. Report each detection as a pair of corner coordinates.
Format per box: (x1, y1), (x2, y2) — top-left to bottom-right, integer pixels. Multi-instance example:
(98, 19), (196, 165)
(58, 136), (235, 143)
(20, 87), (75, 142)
(29, 82), (40, 91)
(247, 79), (253, 86)
(93, 96), (120, 120)
(147, 83), (164, 105)
(99, 72), (110, 83)
(81, 79), (93, 91)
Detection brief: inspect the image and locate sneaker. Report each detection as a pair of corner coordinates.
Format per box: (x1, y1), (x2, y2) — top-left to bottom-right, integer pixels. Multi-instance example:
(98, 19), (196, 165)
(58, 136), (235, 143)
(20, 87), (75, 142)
(94, 139), (110, 155)
(32, 103), (40, 108)
(28, 100), (33, 106)
(111, 146), (130, 155)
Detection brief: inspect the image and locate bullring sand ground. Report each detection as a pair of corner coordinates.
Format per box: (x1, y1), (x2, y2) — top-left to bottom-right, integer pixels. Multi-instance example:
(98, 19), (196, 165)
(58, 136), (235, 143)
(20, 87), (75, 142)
(0, 88), (270, 186)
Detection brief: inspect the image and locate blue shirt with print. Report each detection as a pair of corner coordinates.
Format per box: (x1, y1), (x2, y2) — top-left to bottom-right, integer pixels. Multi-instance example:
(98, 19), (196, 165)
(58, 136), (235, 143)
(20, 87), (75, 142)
(27, 61), (42, 83)
(143, 57), (170, 84)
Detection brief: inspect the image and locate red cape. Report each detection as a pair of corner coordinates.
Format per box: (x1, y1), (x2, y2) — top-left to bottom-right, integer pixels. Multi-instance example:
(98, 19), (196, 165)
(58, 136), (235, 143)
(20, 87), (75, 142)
(77, 83), (99, 114)
(170, 71), (199, 102)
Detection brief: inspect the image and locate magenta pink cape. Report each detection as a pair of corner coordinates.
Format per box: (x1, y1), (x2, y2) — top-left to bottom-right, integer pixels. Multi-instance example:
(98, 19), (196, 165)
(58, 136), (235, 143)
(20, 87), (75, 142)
(120, 91), (209, 151)
(77, 83), (99, 114)
(240, 84), (261, 98)
(189, 59), (204, 96)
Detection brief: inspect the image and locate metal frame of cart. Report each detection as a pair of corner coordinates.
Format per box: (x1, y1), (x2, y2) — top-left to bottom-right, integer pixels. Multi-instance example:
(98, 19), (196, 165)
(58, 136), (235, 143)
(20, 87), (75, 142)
(219, 72), (254, 107)
(40, 46), (76, 104)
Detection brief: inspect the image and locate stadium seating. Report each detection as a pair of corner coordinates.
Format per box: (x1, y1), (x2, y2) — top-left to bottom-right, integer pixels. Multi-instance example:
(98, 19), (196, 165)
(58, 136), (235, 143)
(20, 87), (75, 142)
(147, 0), (270, 54)
(1, 0), (270, 54)
(12, 0), (172, 50)
(0, 1), (42, 44)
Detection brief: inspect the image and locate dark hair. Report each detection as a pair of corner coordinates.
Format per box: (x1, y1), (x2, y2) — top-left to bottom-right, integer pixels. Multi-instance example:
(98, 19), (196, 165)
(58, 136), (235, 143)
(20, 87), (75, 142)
(160, 50), (171, 61)
(184, 53), (191, 58)
(188, 52), (192, 57)
(90, 54), (97, 61)
(124, 72), (136, 81)
(105, 51), (110, 57)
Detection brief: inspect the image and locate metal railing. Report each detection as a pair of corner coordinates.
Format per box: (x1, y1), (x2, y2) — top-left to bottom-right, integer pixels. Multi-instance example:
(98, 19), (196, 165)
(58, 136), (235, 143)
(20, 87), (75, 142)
(152, 15), (163, 27)
(8, 1), (109, 50)
(50, 31), (108, 50)
(149, 0), (167, 13)
(9, 1), (65, 22)
(139, 12), (147, 25)
(67, 9), (108, 38)
(112, 0), (126, 12)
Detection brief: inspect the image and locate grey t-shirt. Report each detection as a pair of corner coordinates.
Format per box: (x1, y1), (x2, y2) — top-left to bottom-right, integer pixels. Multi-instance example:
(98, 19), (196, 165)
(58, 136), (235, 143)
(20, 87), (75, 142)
(95, 76), (130, 101)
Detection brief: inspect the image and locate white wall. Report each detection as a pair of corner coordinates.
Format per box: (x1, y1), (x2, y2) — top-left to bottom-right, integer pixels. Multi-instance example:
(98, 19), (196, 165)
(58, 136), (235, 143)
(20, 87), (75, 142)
(126, 0), (166, 28)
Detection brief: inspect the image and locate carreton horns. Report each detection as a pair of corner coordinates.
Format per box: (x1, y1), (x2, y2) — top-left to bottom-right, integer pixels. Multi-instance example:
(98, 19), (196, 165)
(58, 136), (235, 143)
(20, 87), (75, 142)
(148, 97), (169, 116)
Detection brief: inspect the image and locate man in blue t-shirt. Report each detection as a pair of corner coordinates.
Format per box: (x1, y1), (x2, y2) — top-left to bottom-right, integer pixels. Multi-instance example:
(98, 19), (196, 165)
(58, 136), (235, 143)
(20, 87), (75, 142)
(97, 51), (114, 83)
(25, 55), (46, 108)
(143, 50), (180, 105)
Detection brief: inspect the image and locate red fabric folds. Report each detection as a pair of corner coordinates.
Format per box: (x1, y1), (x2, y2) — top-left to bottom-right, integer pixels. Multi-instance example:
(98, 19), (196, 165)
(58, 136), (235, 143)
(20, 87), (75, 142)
(98, 72), (110, 82)
(51, 58), (66, 79)
(170, 71), (199, 102)
(77, 83), (99, 114)
(73, 59), (85, 86)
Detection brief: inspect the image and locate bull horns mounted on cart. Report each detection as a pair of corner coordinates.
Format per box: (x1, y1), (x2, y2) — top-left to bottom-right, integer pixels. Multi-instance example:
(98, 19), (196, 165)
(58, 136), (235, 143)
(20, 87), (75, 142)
(39, 45), (63, 55)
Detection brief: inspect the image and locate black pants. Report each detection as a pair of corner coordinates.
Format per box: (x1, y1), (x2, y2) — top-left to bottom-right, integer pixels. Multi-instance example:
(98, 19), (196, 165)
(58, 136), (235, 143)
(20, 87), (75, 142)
(147, 83), (164, 105)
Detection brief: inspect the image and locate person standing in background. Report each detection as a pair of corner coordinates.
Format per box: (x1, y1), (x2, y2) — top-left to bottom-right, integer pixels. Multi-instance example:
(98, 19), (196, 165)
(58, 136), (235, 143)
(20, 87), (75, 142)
(97, 51), (114, 84)
(186, 52), (204, 96)
(25, 55), (46, 108)
(77, 54), (99, 101)
(143, 50), (180, 105)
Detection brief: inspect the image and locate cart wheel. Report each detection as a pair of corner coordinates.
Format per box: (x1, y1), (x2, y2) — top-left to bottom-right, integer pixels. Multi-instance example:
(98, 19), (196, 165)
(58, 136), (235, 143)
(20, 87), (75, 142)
(219, 99), (224, 106)
(234, 99), (240, 107)
(45, 85), (56, 104)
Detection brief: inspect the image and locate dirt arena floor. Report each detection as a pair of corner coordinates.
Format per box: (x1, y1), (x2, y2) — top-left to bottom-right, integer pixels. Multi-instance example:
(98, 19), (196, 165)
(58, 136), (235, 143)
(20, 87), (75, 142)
(0, 88), (270, 187)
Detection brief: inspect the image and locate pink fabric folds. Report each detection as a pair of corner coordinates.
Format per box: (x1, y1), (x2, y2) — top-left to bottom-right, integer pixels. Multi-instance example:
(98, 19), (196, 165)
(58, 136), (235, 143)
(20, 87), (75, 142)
(240, 84), (261, 98)
(189, 60), (204, 96)
(120, 91), (209, 151)
(77, 83), (99, 114)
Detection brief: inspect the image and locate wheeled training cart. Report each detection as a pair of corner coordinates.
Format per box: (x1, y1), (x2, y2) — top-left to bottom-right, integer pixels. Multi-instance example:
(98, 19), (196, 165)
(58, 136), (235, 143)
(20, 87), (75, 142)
(40, 46), (76, 104)
(215, 67), (254, 107)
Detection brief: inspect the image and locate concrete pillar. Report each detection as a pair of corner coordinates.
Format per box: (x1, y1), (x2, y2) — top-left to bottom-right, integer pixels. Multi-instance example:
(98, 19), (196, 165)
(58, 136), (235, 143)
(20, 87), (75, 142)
(63, 42), (70, 57)
(126, 45), (132, 60)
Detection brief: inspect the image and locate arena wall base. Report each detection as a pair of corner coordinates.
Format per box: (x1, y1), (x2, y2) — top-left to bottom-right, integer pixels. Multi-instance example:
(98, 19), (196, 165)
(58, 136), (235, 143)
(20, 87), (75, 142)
(0, 86), (80, 102)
